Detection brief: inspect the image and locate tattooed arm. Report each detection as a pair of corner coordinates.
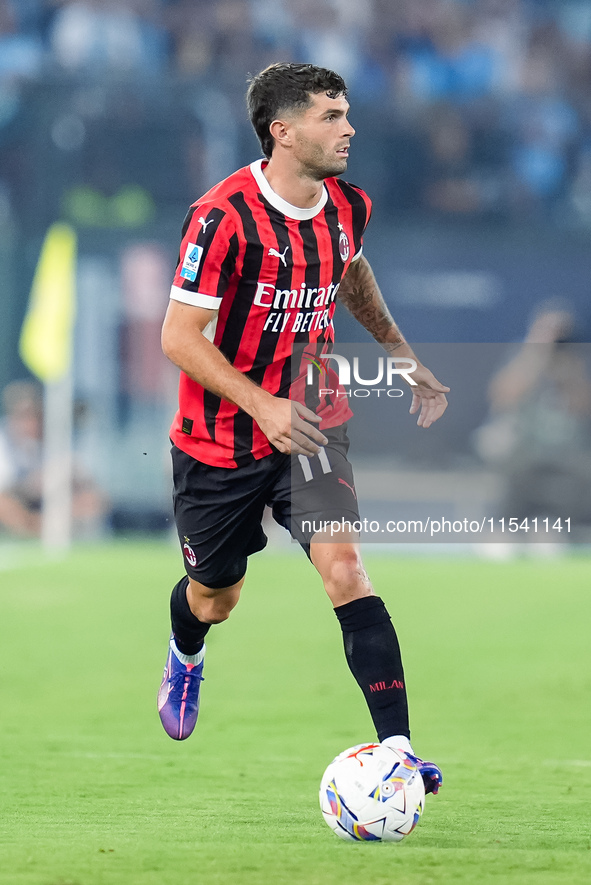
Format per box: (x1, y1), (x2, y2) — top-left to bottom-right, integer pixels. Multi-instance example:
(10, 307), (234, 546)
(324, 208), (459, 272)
(337, 255), (406, 350)
(338, 255), (450, 428)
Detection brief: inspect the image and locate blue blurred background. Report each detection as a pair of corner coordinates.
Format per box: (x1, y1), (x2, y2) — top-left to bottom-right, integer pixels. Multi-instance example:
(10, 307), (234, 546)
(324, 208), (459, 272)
(1, 0), (590, 538)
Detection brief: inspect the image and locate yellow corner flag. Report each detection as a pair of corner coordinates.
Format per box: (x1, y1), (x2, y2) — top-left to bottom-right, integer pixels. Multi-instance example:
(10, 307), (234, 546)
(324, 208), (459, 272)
(19, 222), (77, 382)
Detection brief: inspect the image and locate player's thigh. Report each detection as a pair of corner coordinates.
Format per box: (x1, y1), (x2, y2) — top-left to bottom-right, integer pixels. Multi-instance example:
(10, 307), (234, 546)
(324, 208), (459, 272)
(268, 423), (361, 554)
(171, 445), (270, 587)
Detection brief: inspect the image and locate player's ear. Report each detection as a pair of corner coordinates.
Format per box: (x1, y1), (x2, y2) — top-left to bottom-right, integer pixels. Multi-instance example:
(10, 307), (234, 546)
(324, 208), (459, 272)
(269, 118), (293, 150)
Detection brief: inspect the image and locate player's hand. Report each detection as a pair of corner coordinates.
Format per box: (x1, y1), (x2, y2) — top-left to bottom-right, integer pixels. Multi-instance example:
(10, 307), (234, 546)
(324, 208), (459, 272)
(252, 396), (328, 456)
(407, 364), (450, 428)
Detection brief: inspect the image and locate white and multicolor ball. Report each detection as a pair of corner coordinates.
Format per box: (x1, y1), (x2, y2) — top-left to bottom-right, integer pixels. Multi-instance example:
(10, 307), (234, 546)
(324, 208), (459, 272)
(319, 743), (425, 842)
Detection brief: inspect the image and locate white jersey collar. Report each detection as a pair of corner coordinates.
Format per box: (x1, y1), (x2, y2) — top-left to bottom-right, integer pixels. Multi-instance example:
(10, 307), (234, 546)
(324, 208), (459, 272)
(250, 159), (328, 220)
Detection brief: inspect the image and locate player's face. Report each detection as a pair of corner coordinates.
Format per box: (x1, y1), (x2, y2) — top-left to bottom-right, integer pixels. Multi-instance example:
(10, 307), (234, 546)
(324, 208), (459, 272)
(289, 93), (355, 180)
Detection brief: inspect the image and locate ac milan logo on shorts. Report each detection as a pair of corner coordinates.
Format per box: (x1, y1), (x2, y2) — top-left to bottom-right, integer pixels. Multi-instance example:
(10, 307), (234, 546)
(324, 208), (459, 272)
(339, 230), (350, 262)
(183, 543), (197, 568)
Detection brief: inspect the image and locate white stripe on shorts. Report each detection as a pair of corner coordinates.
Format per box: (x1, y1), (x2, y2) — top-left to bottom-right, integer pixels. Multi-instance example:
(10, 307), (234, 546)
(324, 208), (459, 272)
(317, 447), (332, 475)
(298, 455), (313, 482)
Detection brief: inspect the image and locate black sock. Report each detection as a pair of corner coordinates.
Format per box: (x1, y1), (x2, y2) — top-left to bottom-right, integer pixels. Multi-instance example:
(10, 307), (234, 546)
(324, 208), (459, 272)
(334, 596), (410, 742)
(170, 576), (210, 655)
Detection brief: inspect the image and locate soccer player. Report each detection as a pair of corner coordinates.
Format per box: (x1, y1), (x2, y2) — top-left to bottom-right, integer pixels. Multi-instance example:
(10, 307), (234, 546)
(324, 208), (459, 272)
(158, 63), (449, 796)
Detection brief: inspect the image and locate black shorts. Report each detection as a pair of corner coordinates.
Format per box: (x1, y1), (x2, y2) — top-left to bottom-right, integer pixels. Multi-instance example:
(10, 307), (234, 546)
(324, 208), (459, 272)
(171, 424), (360, 588)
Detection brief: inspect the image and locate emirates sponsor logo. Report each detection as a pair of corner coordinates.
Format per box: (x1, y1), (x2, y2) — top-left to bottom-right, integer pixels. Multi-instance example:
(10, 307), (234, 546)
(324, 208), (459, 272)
(254, 281), (339, 310)
(255, 281), (340, 334)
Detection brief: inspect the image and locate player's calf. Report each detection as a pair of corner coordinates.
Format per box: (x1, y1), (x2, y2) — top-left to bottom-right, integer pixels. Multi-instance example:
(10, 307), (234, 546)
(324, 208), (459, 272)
(157, 576), (243, 740)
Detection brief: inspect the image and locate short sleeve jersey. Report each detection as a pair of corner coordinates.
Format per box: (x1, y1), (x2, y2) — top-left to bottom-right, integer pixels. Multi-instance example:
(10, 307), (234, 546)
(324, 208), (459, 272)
(169, 159), (372, 468)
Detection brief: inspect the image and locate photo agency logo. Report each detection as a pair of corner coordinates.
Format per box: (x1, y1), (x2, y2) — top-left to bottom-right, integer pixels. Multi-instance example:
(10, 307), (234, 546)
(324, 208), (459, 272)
(305, 353), (417, 398)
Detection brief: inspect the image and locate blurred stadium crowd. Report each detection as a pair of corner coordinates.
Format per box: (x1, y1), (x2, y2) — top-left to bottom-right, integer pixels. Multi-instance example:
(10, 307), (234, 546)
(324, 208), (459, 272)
(1, 0), (591, 224)
(1, 0), (591, 540)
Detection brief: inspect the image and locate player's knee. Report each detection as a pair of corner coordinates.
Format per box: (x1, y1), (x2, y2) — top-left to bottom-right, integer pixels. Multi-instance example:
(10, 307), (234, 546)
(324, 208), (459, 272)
(200, 608), (231, 625)
(329, 554), (364, 587)
(187, 574), (244, 624)
(321, 549), (369, 594)
(194, 596), (235, 625)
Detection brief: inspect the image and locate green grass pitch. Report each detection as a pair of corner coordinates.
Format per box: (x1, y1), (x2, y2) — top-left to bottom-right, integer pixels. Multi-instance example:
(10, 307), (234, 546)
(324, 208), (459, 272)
(0, 542), (590, 885)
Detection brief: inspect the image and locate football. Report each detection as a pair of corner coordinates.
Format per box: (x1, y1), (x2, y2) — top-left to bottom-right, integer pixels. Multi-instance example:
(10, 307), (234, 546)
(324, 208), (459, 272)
(319, 743), (425, 842)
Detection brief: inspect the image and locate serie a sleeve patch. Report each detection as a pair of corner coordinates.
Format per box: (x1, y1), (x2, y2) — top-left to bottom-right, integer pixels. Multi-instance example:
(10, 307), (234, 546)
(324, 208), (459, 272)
(180, 243), (203, 282)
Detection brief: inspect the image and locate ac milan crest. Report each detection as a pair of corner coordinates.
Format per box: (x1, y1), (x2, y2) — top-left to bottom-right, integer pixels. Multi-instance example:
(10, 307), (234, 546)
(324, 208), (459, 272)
(339, 229), (350, 262)
(183, 542), (197, 568)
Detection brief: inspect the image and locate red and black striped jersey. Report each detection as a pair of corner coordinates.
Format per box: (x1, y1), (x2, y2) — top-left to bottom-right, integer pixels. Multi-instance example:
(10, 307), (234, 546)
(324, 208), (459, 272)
(169, 159), (372, 467)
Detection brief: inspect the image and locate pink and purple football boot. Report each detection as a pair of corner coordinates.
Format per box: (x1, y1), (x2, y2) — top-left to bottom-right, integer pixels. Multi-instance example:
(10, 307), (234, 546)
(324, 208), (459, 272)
(157, 639), (205, 740)
(406, 753), (443, 795)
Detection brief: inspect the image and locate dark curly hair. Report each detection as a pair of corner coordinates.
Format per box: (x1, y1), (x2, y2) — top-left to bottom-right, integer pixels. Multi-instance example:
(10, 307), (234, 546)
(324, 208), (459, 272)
(246, 63), (348, 159)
